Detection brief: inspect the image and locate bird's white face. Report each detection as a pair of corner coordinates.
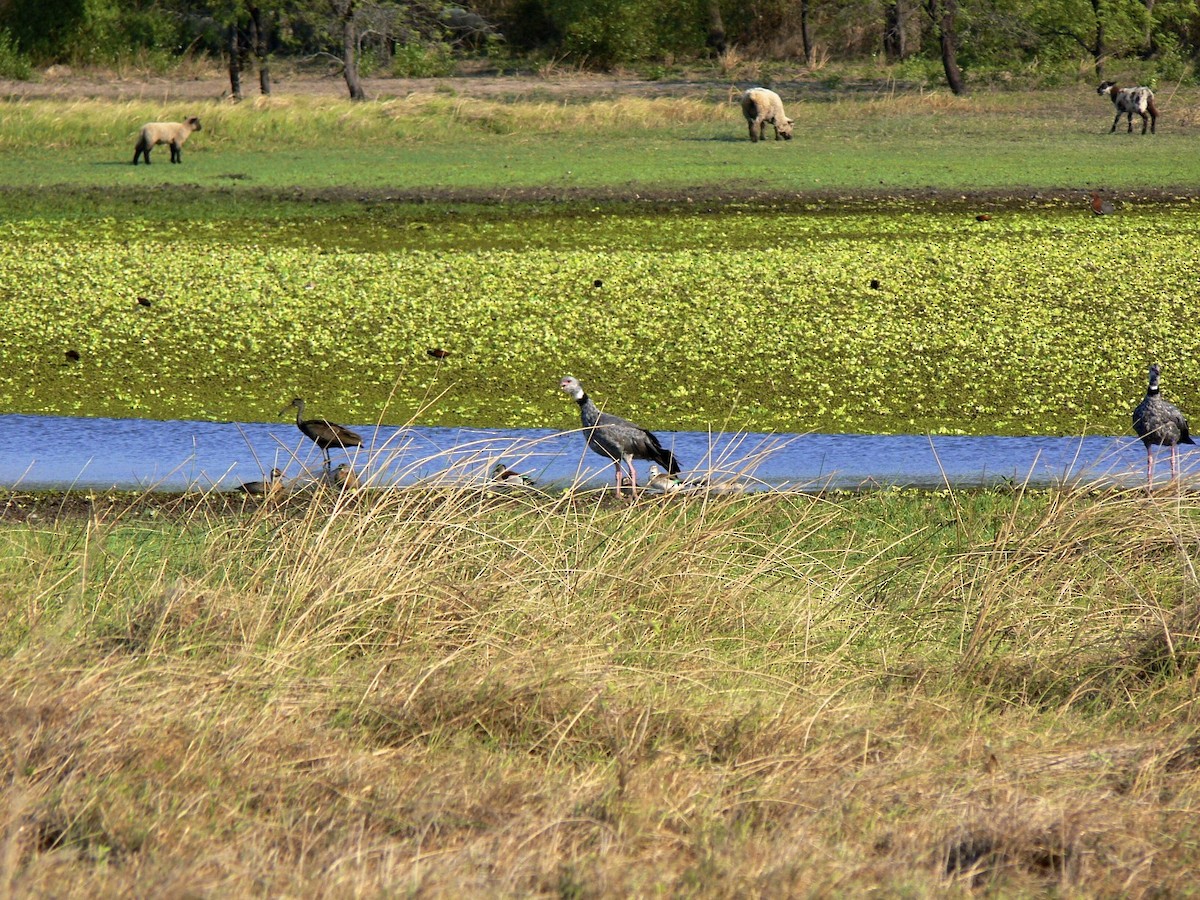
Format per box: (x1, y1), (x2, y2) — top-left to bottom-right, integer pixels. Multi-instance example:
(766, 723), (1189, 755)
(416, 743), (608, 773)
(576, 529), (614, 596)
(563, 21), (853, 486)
(559, 376), (584, 399)
(648, 466), (661, 476)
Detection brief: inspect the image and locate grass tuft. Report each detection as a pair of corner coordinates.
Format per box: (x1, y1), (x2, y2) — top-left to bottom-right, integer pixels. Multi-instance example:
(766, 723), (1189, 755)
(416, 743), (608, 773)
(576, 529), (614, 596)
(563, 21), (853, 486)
(2, 480), (1200, 892)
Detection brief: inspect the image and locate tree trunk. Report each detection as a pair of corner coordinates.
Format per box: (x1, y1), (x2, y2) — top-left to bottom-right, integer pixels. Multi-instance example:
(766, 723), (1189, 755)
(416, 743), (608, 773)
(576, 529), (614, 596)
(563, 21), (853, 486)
(1142, 0), (1156, 58)
(337, 0), (366, 101)
(705, 0), (726, 56)
(1091, 0), (1105, 77)
(228, 24), (243, 101)
(800, 0), (813, 65)
(884, 1), (908, 62)
(250, 5), (271, 95)
(926, 0), (966, 95)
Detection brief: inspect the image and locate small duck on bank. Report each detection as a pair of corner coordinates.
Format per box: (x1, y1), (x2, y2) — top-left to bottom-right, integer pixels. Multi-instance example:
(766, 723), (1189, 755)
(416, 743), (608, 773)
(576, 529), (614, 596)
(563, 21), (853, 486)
(492, 462), (535, 486)
(239, 467), (285, 499)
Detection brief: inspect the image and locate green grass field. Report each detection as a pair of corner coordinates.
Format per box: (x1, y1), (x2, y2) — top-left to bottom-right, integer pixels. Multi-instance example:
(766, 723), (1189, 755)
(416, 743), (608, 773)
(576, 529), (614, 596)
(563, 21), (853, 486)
(2, 89), (1199, 192)
(3, 87), (1199, 434)
(4, 78), (1200, 896)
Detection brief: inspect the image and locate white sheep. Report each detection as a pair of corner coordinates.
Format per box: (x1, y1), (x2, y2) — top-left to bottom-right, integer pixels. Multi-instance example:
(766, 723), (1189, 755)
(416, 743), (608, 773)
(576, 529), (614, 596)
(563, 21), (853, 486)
(132, 116), (202, 165)
(1096, 81), (1157, 135)
(741, 87), (794, 143)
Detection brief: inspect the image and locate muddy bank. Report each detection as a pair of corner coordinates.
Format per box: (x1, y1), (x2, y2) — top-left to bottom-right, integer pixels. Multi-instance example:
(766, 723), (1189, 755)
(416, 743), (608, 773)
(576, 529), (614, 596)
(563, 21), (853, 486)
(3, 181), (1197, 211)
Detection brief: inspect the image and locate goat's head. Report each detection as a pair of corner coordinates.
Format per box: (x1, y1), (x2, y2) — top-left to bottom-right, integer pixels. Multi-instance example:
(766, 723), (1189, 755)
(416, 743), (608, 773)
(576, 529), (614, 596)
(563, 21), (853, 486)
(1096, 81), (1117, 96)
(778, 117), (794, 140)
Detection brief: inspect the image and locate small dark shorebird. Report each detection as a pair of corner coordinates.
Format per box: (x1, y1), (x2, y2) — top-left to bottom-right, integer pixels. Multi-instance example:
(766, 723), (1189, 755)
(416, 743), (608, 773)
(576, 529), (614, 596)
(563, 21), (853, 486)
(559, 375), (680, 496)
(1133, 363), (1194, 485)
(281, 398), (363, 469)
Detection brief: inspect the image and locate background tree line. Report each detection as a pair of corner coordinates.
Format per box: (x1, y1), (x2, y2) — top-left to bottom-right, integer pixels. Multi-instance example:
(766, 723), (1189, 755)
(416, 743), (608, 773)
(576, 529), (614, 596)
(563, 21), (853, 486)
(0, 0), (1197, 97)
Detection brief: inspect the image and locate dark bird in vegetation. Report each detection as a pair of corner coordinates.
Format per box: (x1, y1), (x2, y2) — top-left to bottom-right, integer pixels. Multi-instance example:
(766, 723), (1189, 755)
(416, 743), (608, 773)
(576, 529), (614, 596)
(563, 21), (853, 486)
(281, 398), (363, 469)
(1091, 191), (1115, 215)
(427, 347), (450, 359)
(1133, 363), (1194, 485)
(239, 467), (285, 498)
(492, 462), (535, 486)
(64, 349), (81, 362)
(975, 214), (992, 222)
(559, 375), (680, 496)
(137, 297), (153, 307)
(869, 278), (881, 290)
(593, 279), (604, 288)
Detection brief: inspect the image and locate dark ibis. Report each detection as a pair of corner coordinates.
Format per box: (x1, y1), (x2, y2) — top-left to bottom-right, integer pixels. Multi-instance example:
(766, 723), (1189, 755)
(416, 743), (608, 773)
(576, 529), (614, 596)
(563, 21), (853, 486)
(281, 398), (363, 469)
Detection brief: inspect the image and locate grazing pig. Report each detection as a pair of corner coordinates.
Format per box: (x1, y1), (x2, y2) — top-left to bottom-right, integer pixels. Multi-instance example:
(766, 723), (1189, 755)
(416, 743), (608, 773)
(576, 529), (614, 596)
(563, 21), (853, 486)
(132, 116), (202, 165)
(741, 87), (793, 142)
(1096, 82), (1157, 134)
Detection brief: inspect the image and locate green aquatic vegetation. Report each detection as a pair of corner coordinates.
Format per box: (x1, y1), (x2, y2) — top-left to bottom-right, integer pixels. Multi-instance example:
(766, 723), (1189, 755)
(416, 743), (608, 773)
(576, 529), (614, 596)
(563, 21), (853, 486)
(2, 201), (1198, 435)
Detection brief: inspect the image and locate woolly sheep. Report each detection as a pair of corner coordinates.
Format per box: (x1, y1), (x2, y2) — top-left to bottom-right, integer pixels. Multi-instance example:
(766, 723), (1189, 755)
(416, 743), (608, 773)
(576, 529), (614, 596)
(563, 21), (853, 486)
(132, 117), (202, 165)
(741, 88), (793, 143)
(1096, 81), (1157, 135)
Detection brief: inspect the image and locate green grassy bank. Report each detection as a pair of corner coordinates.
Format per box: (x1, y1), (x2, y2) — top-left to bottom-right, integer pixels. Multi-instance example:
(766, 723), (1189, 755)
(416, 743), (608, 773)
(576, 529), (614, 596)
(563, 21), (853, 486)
(3, 89), (1199, 434)
(1, 89), (1199, 192)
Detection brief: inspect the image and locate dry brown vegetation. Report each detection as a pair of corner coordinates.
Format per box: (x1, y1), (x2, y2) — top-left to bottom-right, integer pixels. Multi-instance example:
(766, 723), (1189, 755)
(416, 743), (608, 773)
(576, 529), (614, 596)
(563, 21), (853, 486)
(2, 483), (1200, 895)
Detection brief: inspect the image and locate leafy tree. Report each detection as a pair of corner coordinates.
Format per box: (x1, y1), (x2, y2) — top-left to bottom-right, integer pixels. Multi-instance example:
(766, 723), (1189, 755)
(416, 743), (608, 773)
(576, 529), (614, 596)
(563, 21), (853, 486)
(0, 0), (186, 65)
(1027, 0), (1171, 76)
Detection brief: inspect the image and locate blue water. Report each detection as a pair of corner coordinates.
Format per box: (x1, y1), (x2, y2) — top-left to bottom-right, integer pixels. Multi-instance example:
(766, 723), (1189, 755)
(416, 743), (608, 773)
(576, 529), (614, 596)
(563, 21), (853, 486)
(0, 414), (1168, 492)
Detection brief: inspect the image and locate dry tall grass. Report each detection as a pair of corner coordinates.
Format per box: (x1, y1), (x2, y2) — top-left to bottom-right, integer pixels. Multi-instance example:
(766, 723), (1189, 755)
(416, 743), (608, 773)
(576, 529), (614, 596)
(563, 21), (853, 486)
(0, 93), (734, 153)
(2, 483), (1199, 895)
(0, 86), (1128, 153)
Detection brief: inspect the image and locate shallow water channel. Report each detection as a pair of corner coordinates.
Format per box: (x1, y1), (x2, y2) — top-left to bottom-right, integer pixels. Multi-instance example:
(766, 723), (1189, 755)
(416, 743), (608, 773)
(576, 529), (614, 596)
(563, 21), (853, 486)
(0, 414), (1170, 493)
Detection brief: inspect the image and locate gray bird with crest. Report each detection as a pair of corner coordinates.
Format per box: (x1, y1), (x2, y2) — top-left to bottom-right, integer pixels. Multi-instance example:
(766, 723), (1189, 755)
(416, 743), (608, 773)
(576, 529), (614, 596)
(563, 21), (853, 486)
(1133, 363), (1194, 485)
(559, 375), (680, 495)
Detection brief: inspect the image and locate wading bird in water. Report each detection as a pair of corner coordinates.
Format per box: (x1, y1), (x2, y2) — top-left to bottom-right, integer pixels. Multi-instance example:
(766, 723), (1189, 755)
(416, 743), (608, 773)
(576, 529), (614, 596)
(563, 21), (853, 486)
(558, 375), (680, 496)
(281, 398), (363, 470)
(1133, 363), (1194, 486)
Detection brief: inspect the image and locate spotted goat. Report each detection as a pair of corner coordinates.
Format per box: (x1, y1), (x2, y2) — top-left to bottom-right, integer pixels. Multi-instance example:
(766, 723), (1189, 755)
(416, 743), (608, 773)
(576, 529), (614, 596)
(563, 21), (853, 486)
(1097, 81), (1157, 135)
